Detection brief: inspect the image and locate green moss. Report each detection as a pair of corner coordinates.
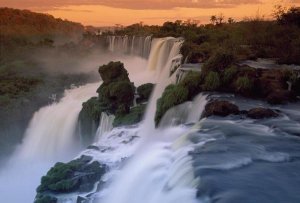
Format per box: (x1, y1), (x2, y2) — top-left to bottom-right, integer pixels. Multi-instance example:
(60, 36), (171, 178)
(36, 156), (106, 194)
(155, 85), (189, 126)
(203, 71), (221, 91)
(113, 104), (146, 127)
(137, 83), (154, 103)
(235, 76), (253, 93)
(179, 71), (202, 99)
(34, 195), (57, 203)
(223, 65), (238, 84)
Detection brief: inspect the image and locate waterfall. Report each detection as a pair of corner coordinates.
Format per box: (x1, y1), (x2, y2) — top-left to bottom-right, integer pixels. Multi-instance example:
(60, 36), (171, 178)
(143, 37), (184, 132)
(16, 83), (99, 160)
(107, 35), (152, 58)
(159, 93), (208, 128)
(95, 112), (115, 141)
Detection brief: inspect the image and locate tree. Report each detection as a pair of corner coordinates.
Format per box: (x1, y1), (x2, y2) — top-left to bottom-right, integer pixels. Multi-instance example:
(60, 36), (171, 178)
(228, 17), (235, 24)
(217, 13), (225, 25)
(210, 15), (217, 25)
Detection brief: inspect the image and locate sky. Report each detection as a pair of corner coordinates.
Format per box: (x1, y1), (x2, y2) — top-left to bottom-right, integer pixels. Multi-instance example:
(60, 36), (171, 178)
(1, 0), (300, 26)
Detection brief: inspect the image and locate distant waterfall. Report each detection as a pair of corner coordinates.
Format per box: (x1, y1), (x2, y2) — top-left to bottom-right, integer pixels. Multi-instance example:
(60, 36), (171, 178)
(16, 83), (98, 160)
(107, 36), (152, 58)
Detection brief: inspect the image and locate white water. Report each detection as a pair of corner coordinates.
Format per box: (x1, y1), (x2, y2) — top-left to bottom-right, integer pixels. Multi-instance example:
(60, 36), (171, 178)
(107, 36), (152, 58)
(0, 83), (99, 203)
(159, 93), (208, 128)
(143, 37), (184, 132)
(94, 37), (203, 203)
(95, 112), (115, 141)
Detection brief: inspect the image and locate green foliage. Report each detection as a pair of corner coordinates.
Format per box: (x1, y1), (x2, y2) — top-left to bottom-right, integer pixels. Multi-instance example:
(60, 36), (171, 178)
(34, 195), (57, 203)
(223, 66), (238, 84)
(179, 71), (202, 99)
(98, 61), (129, 84)
(235, 76), (253, 93)
(113, 104), (146, 127)
(203, 72), (221, 91)
(155, 85), (189, 126)
(37, 156), (106, 194)
(202, 50), (235, 73)
(137, 83), (154, 103)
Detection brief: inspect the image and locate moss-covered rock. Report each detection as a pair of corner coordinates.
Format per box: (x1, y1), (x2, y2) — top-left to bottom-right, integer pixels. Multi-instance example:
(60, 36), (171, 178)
(179, 71), (203, 99)
(35, 155), (106, 198)
(78, 97), (108, 146)
(155, 85), (189, 126)
(34, 195), (57, 203)
(113, 104), (146, 127)
(137, 83), (154, 104)
(98, 61), (129, 84)
(79, 61), (135, 145)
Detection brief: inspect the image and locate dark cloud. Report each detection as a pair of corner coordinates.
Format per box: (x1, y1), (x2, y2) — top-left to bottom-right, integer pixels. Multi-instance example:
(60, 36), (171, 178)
(0, 0), (262, 10)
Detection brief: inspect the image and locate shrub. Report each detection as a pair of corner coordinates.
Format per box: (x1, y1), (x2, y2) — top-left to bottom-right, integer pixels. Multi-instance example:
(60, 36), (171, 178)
(179, 71), (202, 99)
(113, 104), (146, 127)
(155, 85), (189, 126)
(202, 49), (235, 73)
(223, 66), (238, 84)
(203, 71), (221, 91)
(235, 76), (253, 93)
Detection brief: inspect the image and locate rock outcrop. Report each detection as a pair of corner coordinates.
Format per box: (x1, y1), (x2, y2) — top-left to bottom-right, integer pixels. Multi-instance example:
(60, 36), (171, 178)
(202, 100), (240, 118)
(35, 155), (106, 203)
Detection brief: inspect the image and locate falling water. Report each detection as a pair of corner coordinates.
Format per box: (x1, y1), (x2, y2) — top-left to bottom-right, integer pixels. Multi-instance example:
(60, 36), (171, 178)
(17, 83), (99, 160)
(143, 37), (184, 131)
(95, 112), (115, 141)
(0, 83), (99, 203)
(107, 35), (152, 58)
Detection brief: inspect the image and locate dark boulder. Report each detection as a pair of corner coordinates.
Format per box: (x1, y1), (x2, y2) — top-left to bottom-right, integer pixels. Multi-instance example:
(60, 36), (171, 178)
(247, 108), (279, 119)
(202, 100), (240, 118)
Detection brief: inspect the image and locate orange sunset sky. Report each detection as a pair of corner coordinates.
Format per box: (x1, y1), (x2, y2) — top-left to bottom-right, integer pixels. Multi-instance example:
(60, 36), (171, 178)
(1, 0), (300, 26)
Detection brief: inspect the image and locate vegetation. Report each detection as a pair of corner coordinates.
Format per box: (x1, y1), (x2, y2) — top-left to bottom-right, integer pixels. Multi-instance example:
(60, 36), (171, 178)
(203, 72), (221, 91)
(35, 156), (106, 203)
(137, 83), (154, 104)
(113, 104), (147, 127)
(155, 84), (189, 126)
(235, 76), (253, 93)
(79, 62), (135, 145)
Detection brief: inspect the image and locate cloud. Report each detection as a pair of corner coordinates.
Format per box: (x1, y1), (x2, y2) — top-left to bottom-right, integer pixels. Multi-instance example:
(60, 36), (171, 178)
(0, 0), (262, 10)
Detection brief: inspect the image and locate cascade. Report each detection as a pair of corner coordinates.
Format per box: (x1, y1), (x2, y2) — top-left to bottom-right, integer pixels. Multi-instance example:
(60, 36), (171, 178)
(95, 112), (115, 141)
(159, 93), (208, 128)
(143, 37), (184, 131)
(107, 35), (152, 58)
(16, 83), (98, 160)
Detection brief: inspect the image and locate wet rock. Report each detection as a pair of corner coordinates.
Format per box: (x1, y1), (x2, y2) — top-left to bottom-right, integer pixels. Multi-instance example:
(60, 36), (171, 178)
(202, 100), (240, 118)
(247, 108), (279, 119)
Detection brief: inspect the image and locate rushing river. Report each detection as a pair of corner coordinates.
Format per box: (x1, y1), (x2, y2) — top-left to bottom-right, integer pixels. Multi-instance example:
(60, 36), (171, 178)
(1, 36), (300, 203)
